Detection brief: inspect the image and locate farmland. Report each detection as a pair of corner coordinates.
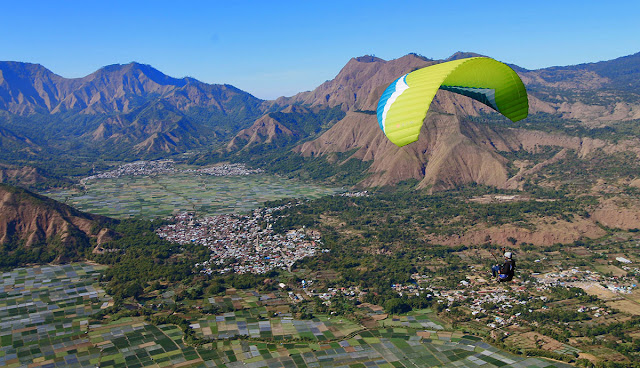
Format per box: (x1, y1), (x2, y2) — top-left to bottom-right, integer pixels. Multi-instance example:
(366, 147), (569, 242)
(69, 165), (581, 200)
(0, 263), (573, 367)
(42, 171), (343, 219)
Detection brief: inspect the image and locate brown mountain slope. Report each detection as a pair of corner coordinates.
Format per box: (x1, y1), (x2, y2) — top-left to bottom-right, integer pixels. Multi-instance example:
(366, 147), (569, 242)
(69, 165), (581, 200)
(296, 103), (640, 190)
(287, 52), (640, 190)
(295, 87), (518, 189)
(275, 54), (433, 111)
(429, 217), (607, 247)
(226, 114), (295, 150)
(266, 53), (524, 189)
(0, 183), (117, 263)
(257, 54), (506, 189)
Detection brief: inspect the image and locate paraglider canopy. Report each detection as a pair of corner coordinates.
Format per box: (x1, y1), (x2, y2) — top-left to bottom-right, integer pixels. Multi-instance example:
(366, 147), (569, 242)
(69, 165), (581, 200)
(376, 57), (528, 147)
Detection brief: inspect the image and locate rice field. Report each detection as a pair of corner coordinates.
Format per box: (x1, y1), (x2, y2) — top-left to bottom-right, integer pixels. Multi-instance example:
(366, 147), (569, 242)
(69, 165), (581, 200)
(1, 264), (575, 367)
(0, 263), (110, 368)
(192, 310), (362, 341)
(192, 328), (575, 367)
(88, 321), (204, 368)
(206, 289), (288, 310)
(379, 309), (444, 330)
(42, 172), (344, 219)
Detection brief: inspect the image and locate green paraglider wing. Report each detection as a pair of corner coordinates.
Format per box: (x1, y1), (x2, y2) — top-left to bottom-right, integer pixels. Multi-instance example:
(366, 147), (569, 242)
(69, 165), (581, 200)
(377, 57), (528, 147)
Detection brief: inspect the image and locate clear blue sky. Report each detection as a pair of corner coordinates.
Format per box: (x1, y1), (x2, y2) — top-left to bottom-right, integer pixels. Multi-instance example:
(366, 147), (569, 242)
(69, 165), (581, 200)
(1, 0), (638, 100)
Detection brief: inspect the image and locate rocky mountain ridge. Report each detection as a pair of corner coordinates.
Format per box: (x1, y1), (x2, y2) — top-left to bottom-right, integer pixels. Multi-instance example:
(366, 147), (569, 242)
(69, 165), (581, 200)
(277, 52), (640, 189)
(0, 183), (117, 263)
(0, 61), (266, 162)
(1, 51), (640, 191)
(0, 61), (264, 115)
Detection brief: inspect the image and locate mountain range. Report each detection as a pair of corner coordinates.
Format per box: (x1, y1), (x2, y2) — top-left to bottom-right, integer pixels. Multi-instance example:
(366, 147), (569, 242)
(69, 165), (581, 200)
(1, 51), (640, 190)
(2, 51), (640, 264)
(0, 61), (266, 171)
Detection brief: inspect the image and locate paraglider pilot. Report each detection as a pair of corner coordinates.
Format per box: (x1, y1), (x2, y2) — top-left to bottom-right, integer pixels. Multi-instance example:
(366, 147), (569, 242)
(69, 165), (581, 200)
(491, 252), (515, 282)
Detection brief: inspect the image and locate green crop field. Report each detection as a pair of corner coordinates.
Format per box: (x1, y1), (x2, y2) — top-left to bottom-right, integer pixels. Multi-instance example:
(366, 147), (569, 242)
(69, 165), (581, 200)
(379, 309), (444, 330)
(192, 309), (362, 341)
(0, 263), (110, 367)
(42, 172), (343, 219)
(0, 264), (574, 367)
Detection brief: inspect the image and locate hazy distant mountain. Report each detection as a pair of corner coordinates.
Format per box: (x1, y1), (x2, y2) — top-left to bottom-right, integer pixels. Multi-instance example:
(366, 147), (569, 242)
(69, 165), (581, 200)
(519, 51), (640, 92)
(0, 61), (266, 164)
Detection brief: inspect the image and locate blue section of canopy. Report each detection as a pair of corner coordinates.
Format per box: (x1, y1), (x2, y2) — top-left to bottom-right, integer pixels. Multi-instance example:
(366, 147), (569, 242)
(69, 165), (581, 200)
(377, 75), (404, 131)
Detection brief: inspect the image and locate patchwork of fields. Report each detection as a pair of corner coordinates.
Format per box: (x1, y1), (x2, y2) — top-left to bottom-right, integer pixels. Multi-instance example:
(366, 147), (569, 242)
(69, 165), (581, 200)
(192, 311), (362, 341)
(0, 264), (109, 367)
(0, 263), (575, 367)
(43, 172), (343, 219)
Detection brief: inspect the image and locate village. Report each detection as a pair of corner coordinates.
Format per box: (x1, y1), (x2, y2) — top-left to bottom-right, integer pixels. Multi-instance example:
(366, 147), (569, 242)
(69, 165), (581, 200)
(156, 203), (640, 328)
(287, 261), (639, 336)
(383, 264), (640, 333)
(149, 196), (640, 366)
(81, 159), (176, 184)
(81, 160), (262, 184)
(156, 208), (328, 274)
(184, 163), (263, 176)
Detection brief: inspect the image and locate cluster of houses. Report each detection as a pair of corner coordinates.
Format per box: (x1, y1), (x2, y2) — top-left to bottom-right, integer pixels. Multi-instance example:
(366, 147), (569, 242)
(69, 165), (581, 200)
(81, 159), (175, 183)
(81, 160), (262, 185)
(186, 163), (263, 176)
(339, 191), (369, 198)
(405, 265), (634, 330)
(156, 209), (328, 274)
(533, 266), (637, 295)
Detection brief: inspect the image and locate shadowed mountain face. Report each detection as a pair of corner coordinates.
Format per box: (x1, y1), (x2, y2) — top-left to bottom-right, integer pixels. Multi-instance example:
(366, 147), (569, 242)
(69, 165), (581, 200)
(0, 162), (71, 189)
(0, 183), (117, 265)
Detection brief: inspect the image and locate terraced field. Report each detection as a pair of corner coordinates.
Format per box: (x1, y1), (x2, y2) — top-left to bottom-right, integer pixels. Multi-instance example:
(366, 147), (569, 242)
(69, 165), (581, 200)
(42, 172), (343, 219)
(88, 322), (203, 368)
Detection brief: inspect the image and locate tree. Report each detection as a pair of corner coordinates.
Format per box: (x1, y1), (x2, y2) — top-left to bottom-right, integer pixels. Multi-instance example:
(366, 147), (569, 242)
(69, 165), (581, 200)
(384, 298), (411, 314)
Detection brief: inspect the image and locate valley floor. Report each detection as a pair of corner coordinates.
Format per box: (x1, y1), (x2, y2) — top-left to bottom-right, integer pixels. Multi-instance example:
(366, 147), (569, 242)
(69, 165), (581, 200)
(41, 170), (342, 219)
